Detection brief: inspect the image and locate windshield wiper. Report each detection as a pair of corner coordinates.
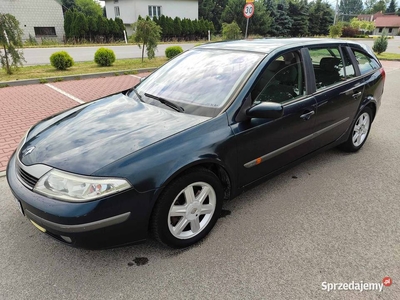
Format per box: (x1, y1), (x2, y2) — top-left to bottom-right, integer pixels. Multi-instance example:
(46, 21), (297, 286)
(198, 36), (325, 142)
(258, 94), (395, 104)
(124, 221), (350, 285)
(130, 88), (144, 102)
(144, 93), (184, 113)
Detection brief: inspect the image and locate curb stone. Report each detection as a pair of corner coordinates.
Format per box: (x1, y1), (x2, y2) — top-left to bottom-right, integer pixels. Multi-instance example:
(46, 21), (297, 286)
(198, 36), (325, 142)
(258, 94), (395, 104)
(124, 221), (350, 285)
(0, 67), (157, 88)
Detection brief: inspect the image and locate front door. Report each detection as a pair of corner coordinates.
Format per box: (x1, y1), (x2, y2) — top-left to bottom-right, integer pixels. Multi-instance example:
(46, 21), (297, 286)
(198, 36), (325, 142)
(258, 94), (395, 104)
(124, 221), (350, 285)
(231, 50), (318, 187)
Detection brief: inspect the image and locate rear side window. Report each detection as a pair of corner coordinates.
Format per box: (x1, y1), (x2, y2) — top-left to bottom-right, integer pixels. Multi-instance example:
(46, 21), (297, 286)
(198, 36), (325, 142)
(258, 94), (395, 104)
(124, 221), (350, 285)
(351, 49), (380, 75)
(308, 47), (346, 90)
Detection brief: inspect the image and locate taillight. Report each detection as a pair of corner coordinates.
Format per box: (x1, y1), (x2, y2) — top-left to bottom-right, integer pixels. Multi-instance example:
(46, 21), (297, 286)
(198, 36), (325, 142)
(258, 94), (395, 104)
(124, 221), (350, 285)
(380, 68), (386, 80)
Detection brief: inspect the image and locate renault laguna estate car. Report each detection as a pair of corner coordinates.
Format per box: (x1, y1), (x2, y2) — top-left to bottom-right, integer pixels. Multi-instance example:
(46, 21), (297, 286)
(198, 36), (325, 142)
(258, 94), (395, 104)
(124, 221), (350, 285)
(7, 39), (385, 249)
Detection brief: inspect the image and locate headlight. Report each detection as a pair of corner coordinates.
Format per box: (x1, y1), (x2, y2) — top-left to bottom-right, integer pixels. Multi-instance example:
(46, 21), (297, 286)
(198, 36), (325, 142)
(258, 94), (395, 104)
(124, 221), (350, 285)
(16, 127), (31, 153)
(33, 169), (131, 202)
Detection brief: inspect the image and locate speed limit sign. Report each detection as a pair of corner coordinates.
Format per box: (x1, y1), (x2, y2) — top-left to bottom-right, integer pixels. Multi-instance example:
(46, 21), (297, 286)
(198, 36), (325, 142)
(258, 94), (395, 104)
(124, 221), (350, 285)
(243, 3), (254, 19)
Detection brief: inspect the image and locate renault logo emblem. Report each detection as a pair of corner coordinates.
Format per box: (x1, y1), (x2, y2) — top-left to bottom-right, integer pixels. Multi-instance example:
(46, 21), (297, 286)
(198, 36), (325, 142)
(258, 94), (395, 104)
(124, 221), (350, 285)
(23, 146), (35, 157)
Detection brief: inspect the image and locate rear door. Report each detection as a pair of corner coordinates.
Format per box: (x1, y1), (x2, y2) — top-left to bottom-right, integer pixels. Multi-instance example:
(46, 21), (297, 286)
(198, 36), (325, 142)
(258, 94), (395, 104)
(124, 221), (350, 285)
(306, 46), (364, 149)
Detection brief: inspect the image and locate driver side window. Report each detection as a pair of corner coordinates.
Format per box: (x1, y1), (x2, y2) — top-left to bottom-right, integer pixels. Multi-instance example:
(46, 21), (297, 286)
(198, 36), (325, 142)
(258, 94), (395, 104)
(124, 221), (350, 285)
(252, 51), (306, 104)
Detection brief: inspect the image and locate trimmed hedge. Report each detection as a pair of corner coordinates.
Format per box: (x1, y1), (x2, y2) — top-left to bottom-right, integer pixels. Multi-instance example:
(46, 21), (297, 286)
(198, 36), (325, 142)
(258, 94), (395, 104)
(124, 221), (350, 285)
(165, 46), (183, 59)
(94, 47), (116, 66)
(50, 51), (74, 70)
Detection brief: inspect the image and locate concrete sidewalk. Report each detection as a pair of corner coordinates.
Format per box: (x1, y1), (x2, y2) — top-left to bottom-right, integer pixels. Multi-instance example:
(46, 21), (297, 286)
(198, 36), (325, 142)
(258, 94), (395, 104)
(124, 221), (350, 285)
(0, 73), (148, 172)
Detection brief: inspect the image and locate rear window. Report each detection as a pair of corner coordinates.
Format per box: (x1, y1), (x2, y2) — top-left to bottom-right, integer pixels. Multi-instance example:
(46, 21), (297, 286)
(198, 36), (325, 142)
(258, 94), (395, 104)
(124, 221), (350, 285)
(308, 47), (345, 90)
(351, 49), (380, 75)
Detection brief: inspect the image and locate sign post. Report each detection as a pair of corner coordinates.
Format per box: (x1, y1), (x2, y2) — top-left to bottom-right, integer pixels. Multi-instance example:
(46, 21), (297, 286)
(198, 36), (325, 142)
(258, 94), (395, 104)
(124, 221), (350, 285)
(243, 2), (254, 39)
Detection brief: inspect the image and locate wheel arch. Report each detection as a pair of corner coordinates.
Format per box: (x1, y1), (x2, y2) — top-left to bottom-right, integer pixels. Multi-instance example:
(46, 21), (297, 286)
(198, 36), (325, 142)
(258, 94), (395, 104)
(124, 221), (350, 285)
(151, 159), (234, 211)
(366, 101), (376, 122)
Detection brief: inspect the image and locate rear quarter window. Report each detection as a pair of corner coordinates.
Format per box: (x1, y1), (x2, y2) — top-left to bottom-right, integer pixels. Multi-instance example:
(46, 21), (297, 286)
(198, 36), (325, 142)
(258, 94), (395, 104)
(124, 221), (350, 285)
(352, 49), (380, 75)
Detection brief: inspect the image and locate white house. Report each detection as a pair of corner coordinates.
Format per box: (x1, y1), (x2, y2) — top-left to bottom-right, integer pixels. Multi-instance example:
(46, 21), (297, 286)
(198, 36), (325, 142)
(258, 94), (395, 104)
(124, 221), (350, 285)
(0, 0), (65, 43)
(101, 0), (198, 36)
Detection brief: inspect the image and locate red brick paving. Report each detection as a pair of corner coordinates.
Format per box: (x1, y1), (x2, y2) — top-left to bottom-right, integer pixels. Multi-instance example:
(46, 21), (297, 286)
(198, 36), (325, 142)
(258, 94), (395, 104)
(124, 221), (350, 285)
(0, 85), (78, 171)
(381, 60), (400, 73)
(0, 74), (147, 172)
(51, 74), (149, 102)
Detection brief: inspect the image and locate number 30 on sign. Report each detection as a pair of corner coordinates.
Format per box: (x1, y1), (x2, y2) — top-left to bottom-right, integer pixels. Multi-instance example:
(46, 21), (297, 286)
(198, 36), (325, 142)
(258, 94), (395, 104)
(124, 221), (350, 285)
(243, 3), (254, 18)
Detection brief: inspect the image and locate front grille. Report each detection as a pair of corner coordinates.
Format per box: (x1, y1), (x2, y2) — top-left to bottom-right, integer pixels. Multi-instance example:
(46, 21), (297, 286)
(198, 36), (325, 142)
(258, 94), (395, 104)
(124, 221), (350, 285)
(17, 166), (39, 189)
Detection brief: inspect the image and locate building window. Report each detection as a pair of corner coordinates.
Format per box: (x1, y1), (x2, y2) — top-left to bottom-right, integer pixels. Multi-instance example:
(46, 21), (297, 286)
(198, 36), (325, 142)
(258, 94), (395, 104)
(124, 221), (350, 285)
(388, 28), (393, 33)
(34, 27), (56, 37)
(379, 28), (383, 33)
(148, 6), (161, 18)
(114, 6), (120, 17)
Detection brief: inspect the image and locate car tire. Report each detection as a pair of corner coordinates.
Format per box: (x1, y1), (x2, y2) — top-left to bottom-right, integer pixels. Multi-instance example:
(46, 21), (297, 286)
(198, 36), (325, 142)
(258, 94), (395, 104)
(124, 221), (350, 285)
(151, 168), (223, 248)
(339, 107), (373, 152)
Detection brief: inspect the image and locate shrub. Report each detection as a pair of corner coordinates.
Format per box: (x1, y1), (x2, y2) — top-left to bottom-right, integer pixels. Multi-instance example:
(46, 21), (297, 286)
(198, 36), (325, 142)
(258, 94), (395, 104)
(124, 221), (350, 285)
(94, 47), (116, 66)
(329, 24), (343, 38)
(222, 22), (241, 40)
(165, 46), (183, 59)
(373, 34), (388, 54)
(50, 51), (74, 70)
(341, 26), (358, 38)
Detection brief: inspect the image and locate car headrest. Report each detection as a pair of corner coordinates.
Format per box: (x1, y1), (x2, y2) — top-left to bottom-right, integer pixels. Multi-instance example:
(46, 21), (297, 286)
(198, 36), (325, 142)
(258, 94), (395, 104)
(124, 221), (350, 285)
(320, 57), (340, 72)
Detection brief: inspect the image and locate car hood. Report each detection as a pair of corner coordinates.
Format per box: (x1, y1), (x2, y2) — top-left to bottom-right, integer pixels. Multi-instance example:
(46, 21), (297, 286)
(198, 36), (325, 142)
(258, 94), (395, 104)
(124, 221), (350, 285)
(19, 93), (209, 175)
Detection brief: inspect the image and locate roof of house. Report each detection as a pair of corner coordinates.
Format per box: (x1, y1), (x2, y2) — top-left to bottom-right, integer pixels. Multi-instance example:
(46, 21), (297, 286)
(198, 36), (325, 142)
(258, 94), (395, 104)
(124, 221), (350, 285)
(375, 16), (400, 27)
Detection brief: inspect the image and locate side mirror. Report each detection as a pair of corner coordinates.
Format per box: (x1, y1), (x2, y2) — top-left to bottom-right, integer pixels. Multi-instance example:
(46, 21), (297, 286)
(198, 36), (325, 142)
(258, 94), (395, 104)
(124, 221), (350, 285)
(246, 102), (284, 119)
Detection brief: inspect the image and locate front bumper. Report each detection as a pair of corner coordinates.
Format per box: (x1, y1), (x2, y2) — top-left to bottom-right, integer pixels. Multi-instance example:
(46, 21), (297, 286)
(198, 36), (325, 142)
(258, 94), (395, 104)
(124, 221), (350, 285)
(6, 152), (156, 249)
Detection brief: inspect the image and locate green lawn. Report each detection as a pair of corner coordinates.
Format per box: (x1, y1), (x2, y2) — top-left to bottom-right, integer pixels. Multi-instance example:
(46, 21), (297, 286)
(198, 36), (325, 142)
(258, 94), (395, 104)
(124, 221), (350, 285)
(0, 57), (168, 82)
(376, 52), (400, 61)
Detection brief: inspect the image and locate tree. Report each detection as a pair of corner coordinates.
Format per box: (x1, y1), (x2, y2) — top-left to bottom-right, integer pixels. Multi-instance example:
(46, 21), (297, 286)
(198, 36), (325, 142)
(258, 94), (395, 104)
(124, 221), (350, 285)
(266, 0), (293, 37)
(64, 9), (74, 39)
(386, 0), (396, 13)
(319, 2), (335, 35)
(222, 21), (241, 39)
(288, 0), (309, 37)
(75, 0), (103, 17)
(132, 18), (162, 62)
(364, 0), (377, 13)
(372, 0), (387, 13)
(115, 18), (125, 39)
(199, 0), (228, 32)
(339, 0), (364, 21)
(373, 34), (388, 54)
(350, 17), (375, 32)
(61, 0), (76, 13)
(221, 0), (271, 36)
(173, 17), (182, 39)
(97, 15), (109, 38)
(87, 16), (98, 41)
(0, 13), (25, 74)
(71, 12), (88, 39)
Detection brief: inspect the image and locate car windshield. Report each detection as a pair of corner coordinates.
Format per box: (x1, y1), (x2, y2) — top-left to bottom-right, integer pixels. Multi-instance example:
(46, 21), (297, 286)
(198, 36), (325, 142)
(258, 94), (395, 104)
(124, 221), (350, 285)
(132, 49), (263, 117)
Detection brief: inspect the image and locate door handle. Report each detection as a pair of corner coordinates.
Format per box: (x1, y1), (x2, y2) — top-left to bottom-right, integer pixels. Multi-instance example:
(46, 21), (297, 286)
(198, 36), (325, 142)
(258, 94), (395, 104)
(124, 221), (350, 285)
(352, 91), (362, 99)
(300, 110), (315, 120)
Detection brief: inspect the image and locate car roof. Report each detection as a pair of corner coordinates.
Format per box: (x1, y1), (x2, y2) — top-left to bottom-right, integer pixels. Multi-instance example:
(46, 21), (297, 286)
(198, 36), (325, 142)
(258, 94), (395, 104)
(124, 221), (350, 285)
(197, 38), (364, 54)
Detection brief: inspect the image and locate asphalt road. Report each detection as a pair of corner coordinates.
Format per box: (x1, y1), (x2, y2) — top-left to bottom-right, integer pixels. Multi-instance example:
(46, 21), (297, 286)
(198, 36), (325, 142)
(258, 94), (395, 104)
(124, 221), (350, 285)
(357, 36), (400, 54)
(20, 37), (400, 66)
(22, 43), (197, 65)
(1, 70), (399, 299)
